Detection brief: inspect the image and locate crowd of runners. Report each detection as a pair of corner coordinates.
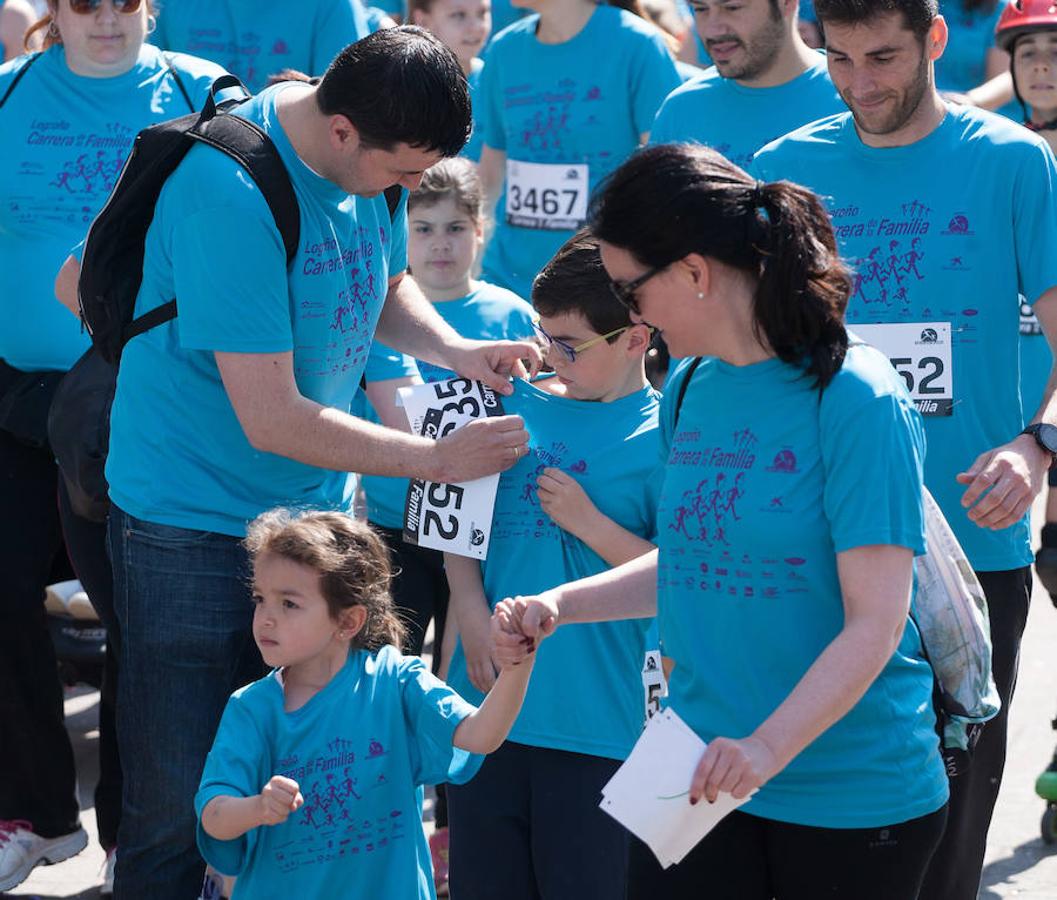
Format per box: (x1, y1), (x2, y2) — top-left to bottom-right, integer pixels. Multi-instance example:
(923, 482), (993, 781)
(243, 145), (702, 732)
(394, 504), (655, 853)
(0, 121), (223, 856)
(2, 0), (1057, 898)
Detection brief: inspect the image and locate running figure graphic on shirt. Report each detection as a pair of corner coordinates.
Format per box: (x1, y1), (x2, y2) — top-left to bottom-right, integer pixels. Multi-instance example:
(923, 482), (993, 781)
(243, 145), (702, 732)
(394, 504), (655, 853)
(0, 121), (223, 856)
(51, 150), (125, 197)
(852, 238), (925, 310)
(521, 107), (572, 152)
(669, 471), (746, 546)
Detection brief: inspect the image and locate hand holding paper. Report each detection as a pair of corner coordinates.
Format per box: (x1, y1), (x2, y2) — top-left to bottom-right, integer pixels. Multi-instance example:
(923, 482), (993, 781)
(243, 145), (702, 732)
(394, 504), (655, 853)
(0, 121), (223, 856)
(690, 734), (780, 805)
(600, 709), (757, 868)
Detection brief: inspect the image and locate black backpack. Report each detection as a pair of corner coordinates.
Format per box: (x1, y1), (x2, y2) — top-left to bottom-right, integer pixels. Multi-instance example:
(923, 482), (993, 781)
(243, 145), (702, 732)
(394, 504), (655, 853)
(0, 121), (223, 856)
(48, 74), (402, 521)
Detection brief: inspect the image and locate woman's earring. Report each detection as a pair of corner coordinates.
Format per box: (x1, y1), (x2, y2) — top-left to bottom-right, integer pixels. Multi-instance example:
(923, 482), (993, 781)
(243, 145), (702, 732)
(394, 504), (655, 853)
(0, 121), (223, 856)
(146, 14), (157, 35)
(47, 21), (59, 38)
(697, 292), (704, 300)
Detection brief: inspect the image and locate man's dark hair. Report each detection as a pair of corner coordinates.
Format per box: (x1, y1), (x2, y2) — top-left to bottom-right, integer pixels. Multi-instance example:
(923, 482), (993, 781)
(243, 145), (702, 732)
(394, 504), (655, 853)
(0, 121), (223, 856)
(316, 26), (471, 157)
(814, 0), (938, 40)
(532, 229), (635, 339)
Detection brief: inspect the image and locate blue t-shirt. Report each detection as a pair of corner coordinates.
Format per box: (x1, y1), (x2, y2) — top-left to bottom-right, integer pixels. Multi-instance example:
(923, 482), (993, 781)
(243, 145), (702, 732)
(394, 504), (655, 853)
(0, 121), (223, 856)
(463, 58), (485, 163)
(936, 0), (1009, 94)
(754, 106), (1057, 571)
(491, 0), (527, 34)
(154, 0), (370, 93)
(657, 348), (947, 828)
(446, 378), (661, 760)
(650, 52), (843, 170)
(362, 281), (534, 529)
(195, 646), (481, 899)
(0, 45), (225, 372)
(107, 83), (409, 537)
(479, 7), (681, 298)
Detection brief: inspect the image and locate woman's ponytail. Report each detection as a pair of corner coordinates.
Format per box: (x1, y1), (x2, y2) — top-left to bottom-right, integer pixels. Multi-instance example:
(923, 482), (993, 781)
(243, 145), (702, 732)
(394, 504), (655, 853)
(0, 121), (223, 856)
(591, 144), (852, 389)
(752, 181), (851, 388)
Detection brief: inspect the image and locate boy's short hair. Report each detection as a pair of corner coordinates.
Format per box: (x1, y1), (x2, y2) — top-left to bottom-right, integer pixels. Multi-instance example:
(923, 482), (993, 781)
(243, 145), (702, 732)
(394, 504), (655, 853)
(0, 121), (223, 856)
(814, 0), (937, 41)
(531, 229), (634, 338)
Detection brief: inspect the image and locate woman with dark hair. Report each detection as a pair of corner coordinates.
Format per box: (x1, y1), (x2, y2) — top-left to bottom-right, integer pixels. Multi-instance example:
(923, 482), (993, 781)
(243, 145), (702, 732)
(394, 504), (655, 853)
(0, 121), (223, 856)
(0, 2), (225, 893)
(492, 143), (950, 900)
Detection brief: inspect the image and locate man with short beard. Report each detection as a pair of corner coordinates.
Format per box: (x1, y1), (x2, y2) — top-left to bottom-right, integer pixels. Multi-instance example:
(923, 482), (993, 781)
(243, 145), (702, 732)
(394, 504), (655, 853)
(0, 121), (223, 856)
(754, 1), (1057, 897)
(650, 0), (843, 167)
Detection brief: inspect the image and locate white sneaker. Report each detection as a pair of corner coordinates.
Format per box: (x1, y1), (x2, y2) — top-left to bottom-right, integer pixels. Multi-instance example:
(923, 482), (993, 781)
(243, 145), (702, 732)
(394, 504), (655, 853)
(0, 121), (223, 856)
(44, 579), (82, 615)
(101, 846), (116, 896)
(66, 590), (100, 621)
(0, 820), (88, 891)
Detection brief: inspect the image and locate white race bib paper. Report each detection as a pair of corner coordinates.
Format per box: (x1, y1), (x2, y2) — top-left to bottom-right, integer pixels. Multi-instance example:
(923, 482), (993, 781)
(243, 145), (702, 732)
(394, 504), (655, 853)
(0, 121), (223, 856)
(505, 160), (589, 231)
(399, 378), (505, 559)
(642, 649), (668, 724)
(853, 321), (954, 416)
(601, 708), (755, 868)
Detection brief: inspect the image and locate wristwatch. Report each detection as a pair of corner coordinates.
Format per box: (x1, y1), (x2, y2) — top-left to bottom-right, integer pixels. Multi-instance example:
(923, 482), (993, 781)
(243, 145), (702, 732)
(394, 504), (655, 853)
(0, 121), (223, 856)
(1020, 423), (1057, 461)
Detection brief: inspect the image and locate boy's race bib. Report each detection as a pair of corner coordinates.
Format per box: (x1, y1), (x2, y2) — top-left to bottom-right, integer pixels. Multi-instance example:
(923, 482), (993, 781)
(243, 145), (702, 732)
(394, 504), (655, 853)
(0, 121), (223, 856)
(400, 378), (505, 559)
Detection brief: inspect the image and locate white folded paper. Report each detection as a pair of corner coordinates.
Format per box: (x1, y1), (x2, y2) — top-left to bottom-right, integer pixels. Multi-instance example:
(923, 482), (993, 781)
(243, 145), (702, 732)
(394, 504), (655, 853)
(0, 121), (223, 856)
(600, 708), (755, 868)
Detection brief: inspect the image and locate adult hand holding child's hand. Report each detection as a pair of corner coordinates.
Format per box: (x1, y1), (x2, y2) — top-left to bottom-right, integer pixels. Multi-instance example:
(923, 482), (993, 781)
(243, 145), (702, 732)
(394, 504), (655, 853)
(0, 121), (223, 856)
(258, 775), (304, 827)
(489, 593), (562, 669)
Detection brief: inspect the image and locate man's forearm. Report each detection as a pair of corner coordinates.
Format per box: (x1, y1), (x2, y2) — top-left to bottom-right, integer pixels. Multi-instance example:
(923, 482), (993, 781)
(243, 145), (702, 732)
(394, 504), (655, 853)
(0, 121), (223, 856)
(373, 275), (463, 369)
(254, 393), (442, 480)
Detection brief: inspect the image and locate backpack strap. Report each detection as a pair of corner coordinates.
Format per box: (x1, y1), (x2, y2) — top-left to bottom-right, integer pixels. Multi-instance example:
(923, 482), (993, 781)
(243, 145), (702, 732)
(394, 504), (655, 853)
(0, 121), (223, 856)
(672, 356), (704, 429)
(189, 112), (301, 264)
(0, 52), (41, 110)
(122, 81), (298, 349)
(161, 51), (196, 114)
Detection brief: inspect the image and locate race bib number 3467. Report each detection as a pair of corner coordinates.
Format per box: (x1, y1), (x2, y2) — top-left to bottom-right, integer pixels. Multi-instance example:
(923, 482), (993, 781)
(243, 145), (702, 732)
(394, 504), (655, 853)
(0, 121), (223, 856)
(853, 322), (954, 417)
(505, 160), (589, 231)
(399, 378), (506, 559)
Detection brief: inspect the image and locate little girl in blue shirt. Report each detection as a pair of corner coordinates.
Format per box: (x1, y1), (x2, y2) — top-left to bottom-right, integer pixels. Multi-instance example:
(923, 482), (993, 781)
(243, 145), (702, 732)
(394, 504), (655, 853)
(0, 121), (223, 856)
(195, 509), (533, 899)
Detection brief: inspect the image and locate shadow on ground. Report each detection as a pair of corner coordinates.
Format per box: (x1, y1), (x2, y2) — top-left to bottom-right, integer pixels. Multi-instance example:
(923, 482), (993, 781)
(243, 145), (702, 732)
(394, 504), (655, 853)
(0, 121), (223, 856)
(979, 836), (1056, 899)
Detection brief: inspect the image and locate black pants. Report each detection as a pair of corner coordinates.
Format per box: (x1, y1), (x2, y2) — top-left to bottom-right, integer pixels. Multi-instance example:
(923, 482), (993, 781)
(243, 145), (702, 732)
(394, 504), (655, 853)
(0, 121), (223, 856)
(627, 805), (948, 899)
(447, 741), (627, 900)
(919, 566), (1032, 900)
(0, 428), (79, 837)
(57, 479), (122, 851)
(375, 523), (450, 658)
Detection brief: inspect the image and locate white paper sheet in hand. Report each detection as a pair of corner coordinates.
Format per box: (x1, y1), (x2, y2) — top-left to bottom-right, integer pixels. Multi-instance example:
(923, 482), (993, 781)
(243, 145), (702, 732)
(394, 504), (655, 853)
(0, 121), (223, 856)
(600, 708), (755, 868)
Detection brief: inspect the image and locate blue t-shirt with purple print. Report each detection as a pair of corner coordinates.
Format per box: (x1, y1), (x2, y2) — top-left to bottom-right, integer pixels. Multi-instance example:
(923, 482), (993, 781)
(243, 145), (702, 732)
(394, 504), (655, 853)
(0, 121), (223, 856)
(107, 83), (409, 536)
(656, 347), (947, 828)
(196, 646), (481, 898)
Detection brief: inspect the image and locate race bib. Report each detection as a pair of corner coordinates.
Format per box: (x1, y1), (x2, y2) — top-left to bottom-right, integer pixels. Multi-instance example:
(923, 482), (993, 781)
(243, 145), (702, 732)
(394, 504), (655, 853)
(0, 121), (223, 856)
(642, 649), (668, 724)
(399, 378), (505, 559)
(854, 322), (954, 417)
(505, 160), (589, 231)
(1021, 298), (1043, 337)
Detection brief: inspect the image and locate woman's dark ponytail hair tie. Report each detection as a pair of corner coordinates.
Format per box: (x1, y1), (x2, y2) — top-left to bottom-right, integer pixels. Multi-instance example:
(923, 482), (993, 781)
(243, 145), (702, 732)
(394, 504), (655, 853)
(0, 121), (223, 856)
(750, 180), (768, 209)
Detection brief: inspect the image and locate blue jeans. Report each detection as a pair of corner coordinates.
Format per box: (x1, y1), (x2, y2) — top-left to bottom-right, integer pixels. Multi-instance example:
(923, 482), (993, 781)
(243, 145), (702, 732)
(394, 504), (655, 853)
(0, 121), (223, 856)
(107, 507), (263, 900)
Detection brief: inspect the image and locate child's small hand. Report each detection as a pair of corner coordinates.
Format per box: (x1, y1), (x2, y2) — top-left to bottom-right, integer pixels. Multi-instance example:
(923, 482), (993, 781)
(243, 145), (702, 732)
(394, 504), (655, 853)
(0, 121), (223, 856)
(537, 468), (598, 537)
(258, 775), (304, 827)
(490, 599), (536, 670)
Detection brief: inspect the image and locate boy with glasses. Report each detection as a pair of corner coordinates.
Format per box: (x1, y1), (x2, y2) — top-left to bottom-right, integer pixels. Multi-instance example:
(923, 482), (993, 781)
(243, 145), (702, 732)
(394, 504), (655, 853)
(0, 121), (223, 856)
(444, 230), (660, 900)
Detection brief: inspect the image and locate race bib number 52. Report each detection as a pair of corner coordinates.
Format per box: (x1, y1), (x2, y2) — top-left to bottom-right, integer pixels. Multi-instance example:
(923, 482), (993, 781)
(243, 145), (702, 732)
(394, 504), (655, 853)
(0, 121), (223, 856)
(399, 378), (506, 559)
(854, 322), (954, 417)
(505, 160), (589, 231)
